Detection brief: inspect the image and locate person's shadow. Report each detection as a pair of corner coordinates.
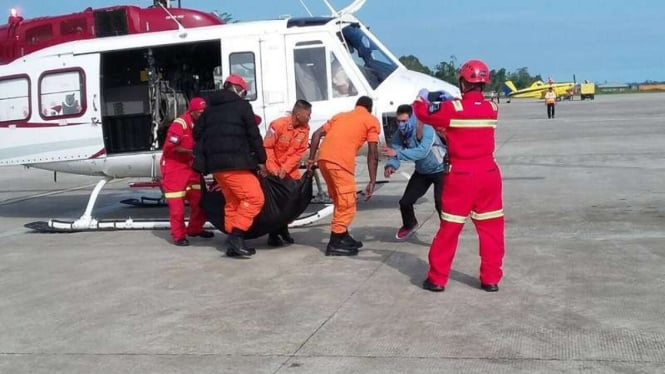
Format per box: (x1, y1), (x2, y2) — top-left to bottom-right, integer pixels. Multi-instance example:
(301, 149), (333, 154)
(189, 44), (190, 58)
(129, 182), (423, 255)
(340, 224), (480, 289)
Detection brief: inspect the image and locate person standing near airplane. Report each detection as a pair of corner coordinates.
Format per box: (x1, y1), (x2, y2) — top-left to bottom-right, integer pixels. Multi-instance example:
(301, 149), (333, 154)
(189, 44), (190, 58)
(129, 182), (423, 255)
(160, 97), (214, 247)
(382, 104), (447, 240)
(194, 74), (267, 258)
(413, 59), (505, 293)
(307, 96), (380, 256)
(545, 87), (556, 119)
(263, 99), (312, 247)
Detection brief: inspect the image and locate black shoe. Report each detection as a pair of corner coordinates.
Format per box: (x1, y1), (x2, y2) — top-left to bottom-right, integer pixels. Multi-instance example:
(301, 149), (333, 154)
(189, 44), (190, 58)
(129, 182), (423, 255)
(174, 238), (190, 247)
(325, 232), (359, 256)
(481, 283), (499, 292)
(226, 247), (255, 258)
(342, 231), (363, 249)
(325, 244), (359, 256)
(422, 278), (445, 292)
(279, 228), (295, 244)
(225, 229), (253, 257)
(189, 230), (214, 238)
(267, 234), (284, 247)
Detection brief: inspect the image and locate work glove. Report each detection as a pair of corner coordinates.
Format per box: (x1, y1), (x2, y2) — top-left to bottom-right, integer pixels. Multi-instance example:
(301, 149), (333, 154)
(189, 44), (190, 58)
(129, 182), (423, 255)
(417, 88), (430, 102)
(428, 90), (456, 102)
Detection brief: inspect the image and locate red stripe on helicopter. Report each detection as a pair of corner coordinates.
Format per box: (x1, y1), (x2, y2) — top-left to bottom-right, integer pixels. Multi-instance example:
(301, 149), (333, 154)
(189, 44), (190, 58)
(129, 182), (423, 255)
(88, 148), (107, 159)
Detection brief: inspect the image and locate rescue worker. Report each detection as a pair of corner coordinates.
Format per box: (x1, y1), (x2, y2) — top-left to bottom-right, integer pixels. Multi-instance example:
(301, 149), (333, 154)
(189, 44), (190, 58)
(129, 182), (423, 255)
(160, 97), (214, 246)
(194, 74), (267, 258)
(263, 99), (313, 247)
(382, 104), (447, 240)
(413, 59), (505, 293)
(307, 96), (380, 256)
(545, 87), (556, 119)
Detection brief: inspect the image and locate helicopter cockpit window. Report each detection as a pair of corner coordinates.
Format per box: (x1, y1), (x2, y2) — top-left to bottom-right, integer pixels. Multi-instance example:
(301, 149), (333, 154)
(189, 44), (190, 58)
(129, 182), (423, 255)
(0, 76), (30, 123)
(339, 25), (398, 89)
(294, 41), (328, 102)
(330, 52), (357, 98)
(39, 69), (86, 119)
(229, 52), (257, 101)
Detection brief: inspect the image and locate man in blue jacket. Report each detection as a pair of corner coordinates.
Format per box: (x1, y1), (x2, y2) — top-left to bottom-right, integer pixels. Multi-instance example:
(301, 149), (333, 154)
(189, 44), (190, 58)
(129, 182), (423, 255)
(382, 104), (448, 240)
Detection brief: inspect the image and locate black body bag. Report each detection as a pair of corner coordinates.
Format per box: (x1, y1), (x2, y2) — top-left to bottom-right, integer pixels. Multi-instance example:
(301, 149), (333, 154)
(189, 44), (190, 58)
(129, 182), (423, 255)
(201, 172), (314, 239)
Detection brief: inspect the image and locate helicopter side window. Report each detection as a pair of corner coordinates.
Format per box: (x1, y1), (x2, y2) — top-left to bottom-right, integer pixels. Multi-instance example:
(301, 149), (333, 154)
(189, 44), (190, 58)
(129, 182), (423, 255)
(330, 52), (357, 98)
(229, 52), (257, 101)
(0, 76), (31, 123)
(293, 42), (328, 102)
(38, 69), (86, 119)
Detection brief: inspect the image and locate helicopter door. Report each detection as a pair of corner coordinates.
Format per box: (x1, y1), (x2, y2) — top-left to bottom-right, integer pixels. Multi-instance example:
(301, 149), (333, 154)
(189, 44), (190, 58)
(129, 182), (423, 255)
(284, 34), (365, 130)
(221, 38), (265, 130)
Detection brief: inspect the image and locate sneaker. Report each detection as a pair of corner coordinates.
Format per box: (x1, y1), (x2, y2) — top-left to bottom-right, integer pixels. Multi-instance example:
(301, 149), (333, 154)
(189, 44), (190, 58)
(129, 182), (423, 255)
(395, 225), (417, 240)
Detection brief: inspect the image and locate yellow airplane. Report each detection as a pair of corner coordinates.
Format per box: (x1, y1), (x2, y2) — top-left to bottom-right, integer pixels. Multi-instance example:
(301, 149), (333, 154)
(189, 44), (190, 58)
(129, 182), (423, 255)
(503, 80), (575, 102)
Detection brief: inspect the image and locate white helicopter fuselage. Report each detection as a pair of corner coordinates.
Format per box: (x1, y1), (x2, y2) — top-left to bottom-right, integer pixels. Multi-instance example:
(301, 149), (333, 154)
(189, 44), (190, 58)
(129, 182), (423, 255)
(0, 7), (459, 179)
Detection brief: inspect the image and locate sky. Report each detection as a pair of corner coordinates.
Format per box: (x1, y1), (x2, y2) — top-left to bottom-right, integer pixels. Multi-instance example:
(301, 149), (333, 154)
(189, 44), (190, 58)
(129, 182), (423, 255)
(3, 0), (664, 83)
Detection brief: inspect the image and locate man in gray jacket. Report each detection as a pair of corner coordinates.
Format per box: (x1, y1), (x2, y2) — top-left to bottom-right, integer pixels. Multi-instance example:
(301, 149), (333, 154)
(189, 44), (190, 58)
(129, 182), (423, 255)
(382, 104), (448, 240)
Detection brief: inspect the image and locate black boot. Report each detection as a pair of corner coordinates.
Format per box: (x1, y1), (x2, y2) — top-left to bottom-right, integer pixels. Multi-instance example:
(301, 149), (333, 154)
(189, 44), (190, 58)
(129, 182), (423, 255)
(267, 233), (284, 247)
(325, 232), (359, 256)
(279, 227), (295, 244)
(342, 231), (363, 249)
(226, 229), (253, 257)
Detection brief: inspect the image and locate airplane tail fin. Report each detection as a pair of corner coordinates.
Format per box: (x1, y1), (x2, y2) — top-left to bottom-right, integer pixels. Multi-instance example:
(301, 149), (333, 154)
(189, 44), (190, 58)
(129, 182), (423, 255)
(503, 80), (518, 97)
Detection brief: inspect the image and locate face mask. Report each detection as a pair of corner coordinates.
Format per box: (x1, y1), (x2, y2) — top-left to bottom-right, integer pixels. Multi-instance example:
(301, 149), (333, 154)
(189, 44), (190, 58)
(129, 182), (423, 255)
(398, 118), (415, 138)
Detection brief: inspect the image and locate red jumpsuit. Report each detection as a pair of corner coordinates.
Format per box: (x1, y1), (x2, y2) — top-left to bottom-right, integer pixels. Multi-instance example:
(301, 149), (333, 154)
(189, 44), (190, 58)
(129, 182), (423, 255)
(160, 113), (207, 241)
(413, 91), (505, 286)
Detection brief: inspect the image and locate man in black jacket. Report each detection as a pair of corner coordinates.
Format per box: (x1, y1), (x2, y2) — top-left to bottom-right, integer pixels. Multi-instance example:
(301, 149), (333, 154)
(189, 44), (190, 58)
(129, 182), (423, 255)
(194, 74), (267, 258)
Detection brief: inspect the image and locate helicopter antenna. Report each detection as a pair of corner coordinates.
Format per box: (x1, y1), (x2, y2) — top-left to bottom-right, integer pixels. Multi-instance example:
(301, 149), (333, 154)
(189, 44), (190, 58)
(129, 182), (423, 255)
(297, 0), (314, 16)
(155, 1), (188, 38)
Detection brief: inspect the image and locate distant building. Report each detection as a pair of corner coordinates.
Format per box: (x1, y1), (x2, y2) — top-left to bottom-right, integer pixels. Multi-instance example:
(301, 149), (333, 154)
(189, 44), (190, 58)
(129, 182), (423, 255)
(596, 83), (631, 93)
(638, 83), (665, 91)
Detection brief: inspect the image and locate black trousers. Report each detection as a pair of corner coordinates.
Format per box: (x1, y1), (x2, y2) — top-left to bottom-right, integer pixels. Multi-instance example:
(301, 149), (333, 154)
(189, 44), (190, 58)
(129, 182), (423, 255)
(399, 171), (444, 229)
(547, 103), (555, 118)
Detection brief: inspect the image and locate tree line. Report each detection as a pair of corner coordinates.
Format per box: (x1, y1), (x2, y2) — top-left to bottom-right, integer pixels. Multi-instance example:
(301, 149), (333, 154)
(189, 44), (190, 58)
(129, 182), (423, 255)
(399, 55), (544, 93)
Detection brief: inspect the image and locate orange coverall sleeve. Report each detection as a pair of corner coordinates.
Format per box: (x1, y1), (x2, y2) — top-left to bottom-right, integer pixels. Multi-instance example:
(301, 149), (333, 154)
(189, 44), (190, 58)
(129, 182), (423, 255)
(366, 117), (380, 143)
(263, 120), (282, 173)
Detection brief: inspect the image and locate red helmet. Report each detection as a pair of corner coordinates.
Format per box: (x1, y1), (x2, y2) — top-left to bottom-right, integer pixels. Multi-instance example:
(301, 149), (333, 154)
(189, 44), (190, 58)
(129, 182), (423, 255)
(459, 59), (490, 84)
(224, 74), (249, 92)
(188, 97), (206, 112)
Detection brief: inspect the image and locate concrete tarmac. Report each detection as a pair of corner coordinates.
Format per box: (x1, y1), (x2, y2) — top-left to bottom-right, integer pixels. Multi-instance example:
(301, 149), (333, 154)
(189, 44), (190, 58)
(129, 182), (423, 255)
(1, 93), (664, 373)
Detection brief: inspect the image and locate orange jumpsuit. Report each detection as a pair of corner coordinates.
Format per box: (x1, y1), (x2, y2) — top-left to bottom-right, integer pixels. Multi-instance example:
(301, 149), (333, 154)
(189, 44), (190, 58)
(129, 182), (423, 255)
(160, 113), (207, 241)
(264, 116), (310, 180)
(318, 106), (380, 234)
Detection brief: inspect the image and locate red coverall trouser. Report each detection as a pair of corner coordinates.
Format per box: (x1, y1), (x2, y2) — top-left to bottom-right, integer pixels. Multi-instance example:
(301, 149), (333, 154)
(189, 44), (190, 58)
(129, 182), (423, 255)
(161, 166), (207, 241)
(428, 159), (505, 286)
